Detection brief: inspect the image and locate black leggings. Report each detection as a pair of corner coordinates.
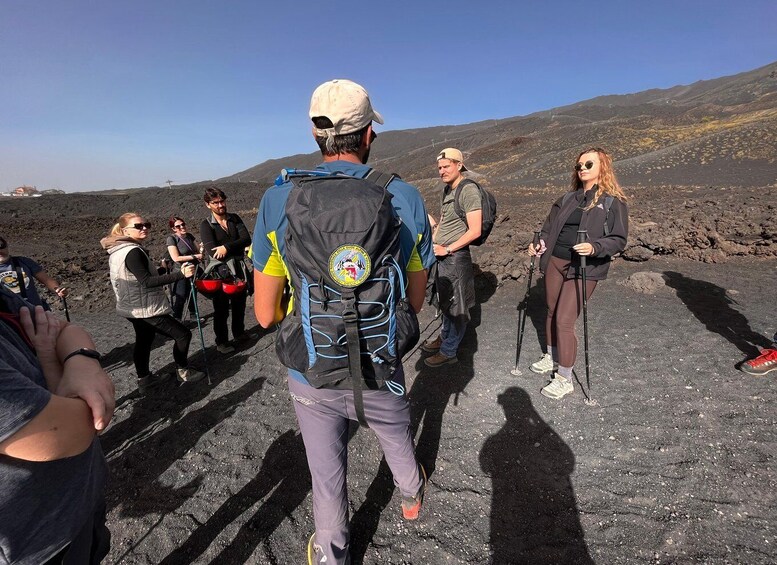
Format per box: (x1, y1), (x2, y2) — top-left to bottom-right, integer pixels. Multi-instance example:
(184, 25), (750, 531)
(544, 255), (597, 368)
(171, 277), (197, 320)
(129, 315), (191, 377)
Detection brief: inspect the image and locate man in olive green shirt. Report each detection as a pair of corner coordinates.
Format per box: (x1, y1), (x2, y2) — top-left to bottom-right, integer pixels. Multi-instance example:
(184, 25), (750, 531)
(422, 148), (482, 367)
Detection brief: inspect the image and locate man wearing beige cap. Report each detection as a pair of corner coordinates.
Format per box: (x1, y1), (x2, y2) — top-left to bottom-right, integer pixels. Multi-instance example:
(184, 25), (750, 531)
(252, 79), (434, 564)
(422, 148), (481, 367)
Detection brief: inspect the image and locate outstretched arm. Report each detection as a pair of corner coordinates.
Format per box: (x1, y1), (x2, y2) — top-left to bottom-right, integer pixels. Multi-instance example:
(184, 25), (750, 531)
(34, 270), (67, 297)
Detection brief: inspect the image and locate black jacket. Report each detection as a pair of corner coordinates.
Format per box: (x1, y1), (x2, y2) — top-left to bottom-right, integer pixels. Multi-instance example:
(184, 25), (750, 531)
(539, 188), (628, 280)
(199, 213), (251, 261)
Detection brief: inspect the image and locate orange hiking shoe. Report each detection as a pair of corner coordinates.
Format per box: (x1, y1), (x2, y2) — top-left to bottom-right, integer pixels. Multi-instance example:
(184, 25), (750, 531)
(401, 464), (427, 520)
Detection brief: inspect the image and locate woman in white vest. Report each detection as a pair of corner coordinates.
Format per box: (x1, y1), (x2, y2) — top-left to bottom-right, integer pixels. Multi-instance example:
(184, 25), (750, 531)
(101, 213), (206, 394)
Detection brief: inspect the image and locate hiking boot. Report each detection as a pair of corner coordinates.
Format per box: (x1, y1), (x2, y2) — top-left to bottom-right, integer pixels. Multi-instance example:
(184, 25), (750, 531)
(307, 533), (323, 565)
(541, 373), (574, 400)
(402, 464), (427, 520)
(530, 353), (557, 374)
(741, 348), (777, 376)
(136, 372), (171, 394)
(177, 367), (206, 383)
(421, 335), (442, 353)
(216, 343), (235, 354)
(424, 352), (457, 368)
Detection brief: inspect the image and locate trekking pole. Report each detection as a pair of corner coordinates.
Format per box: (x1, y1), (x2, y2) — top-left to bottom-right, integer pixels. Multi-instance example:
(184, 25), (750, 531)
(181, 281), (193, 322)
(576, 229), (592, 397)
(189, 274), (212, 385)
(511, 230), (541, 376)
(61, 296), (71, 322)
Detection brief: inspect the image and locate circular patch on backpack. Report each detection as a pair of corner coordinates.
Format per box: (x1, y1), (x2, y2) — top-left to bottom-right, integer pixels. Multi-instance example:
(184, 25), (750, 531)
(329, 245), (371, 287)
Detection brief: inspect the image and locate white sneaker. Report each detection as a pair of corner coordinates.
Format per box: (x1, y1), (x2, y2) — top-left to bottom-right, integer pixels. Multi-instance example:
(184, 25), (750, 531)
(216, 343), (235, 354)
(177, 367), (206, 383)
(530, 353), (557, 374)
(541, 373), (574, 400)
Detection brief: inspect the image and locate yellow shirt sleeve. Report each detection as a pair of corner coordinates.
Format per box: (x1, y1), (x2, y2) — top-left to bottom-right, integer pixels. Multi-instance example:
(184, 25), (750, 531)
(261, 231), (289, 278)
(406, 233), (424, 273)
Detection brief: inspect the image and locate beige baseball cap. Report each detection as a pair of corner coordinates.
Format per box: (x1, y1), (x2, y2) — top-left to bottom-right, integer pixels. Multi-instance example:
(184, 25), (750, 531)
(309, 79), (384, 137)
(437, 147), (468, 171)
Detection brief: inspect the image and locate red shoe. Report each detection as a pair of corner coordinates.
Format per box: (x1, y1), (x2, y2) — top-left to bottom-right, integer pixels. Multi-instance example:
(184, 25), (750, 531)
(741, 348), (777, 376)
(401, 464), (427, 520)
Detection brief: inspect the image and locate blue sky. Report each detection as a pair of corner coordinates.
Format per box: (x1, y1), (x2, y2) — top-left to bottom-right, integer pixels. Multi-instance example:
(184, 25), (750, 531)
(1, 0), (775, 192)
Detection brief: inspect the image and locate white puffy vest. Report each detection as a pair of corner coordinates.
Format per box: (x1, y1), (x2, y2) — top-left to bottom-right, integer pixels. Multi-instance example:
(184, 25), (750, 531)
(108, 242), (171, 318)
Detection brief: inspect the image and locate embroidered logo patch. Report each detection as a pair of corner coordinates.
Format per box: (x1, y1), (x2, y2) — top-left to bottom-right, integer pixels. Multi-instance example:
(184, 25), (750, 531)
(329, 245), (371, 287)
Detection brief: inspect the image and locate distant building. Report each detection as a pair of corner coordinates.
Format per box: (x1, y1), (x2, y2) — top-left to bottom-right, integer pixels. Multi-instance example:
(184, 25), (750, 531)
(12, 185), (40, 197)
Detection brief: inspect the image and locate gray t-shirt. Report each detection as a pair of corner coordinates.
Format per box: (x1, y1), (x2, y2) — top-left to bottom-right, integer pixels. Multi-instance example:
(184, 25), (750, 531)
(0, 289), (107, 565)
(434, 181), (482, 246)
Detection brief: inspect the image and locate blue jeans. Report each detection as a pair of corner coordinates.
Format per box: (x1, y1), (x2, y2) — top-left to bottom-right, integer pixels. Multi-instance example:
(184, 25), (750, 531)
(440, 313), (467, 358)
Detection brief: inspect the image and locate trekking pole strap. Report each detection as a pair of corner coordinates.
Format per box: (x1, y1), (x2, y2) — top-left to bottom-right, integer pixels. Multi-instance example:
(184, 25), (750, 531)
(342, 292), (369, 428)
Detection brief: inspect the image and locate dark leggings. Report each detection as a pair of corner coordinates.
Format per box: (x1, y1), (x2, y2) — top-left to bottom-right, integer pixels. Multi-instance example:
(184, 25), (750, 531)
(171, 277), (197, 320)
(544, 255), (597, 367)
(129, 315), (191, 377)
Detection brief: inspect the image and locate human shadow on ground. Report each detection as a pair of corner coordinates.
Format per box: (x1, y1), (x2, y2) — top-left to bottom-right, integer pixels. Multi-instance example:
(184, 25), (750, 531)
(102, 338), (258, 456)
(348, 272), (496, 564)
(480, 387), (593, 564)
(104, 377), (265, 519)
(663, 270), (772, 359)
(158, 429), (311, 565)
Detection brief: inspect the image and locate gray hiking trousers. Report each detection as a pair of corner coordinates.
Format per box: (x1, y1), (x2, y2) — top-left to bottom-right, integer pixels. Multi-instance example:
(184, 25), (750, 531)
(288, 375), (422, 565)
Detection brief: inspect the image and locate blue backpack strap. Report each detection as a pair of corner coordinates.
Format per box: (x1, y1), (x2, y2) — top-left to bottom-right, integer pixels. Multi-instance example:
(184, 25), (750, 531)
(274, 168), (335, 186)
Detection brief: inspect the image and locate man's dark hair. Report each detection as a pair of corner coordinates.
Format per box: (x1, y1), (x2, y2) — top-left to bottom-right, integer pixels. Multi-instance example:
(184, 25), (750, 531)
(312, 117), (369, 157)
(203, 186), (227, 203)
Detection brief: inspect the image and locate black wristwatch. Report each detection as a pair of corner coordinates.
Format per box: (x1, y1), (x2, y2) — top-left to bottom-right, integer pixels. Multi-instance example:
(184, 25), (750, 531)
(63, 348), (102, 363)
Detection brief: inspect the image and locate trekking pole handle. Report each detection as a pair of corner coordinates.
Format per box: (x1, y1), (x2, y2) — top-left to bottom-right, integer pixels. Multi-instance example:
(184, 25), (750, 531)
(577, 229), (588, 267)
(532, 230), (541, 247)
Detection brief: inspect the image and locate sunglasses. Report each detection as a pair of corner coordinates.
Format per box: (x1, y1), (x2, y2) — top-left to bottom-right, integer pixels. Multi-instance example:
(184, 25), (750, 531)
(174, 223), (186, 229)
(574, 160), (595, 172)
(129, 222), (152, 230)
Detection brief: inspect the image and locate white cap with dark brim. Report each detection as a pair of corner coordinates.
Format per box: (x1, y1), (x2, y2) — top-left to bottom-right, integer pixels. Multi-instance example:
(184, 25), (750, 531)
(309, 79), (384, 140)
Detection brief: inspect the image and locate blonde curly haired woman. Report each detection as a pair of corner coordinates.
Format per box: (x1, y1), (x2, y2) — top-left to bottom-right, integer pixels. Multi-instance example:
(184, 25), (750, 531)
(528, 148), (629, 400)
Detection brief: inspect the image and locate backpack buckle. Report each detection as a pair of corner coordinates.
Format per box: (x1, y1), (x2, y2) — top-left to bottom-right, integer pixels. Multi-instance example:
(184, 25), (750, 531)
(342, 296), (358, 324)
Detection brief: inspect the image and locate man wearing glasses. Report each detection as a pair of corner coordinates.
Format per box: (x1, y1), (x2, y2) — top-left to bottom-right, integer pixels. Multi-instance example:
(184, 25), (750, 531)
(199, 188), (252, 353)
